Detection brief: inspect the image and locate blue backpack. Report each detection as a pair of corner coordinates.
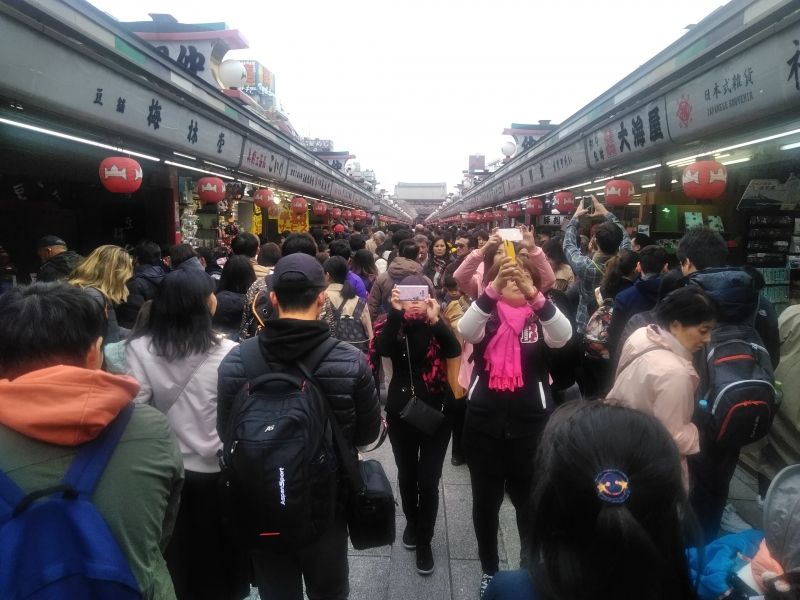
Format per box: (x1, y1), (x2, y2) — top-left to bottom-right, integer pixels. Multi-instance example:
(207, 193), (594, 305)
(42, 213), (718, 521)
(0, 404), (141, 599)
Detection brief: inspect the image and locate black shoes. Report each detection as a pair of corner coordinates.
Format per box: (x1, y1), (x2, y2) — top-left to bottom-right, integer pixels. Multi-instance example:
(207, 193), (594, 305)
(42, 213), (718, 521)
(416, 544), (434, 576)
(402, 524), (416, 550)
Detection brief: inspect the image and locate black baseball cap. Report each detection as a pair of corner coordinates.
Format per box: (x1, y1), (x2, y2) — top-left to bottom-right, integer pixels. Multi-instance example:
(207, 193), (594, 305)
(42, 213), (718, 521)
(272, 253), (326, 290)
(37, 235), (67, 248)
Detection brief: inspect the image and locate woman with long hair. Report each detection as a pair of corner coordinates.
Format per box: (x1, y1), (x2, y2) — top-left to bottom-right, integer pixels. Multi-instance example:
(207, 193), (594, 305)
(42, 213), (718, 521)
(458, 255), (571, 598)
(213, 255), (256, 340)
(373, 275), (461, 577)
(324, 256), (372, 351)
(598, 248), (639, 301)
(351, 248), (379, 293)
(606, 286), (716, 487)
(125, 269), (248, 600)
(423, 236), (452, 293)
(484, 402), (701, 600)
(542, 237), (574, 292)
(67, 244), (133, 344)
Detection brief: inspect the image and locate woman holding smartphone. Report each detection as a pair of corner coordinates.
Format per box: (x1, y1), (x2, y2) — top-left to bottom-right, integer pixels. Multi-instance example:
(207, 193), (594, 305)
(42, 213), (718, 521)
(458, 256), (572, 598)
(373, 275), (462, 577)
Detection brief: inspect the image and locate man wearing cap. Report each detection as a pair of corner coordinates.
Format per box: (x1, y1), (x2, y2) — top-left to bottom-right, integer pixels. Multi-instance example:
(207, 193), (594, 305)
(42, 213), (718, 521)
(36, 235), (83, 282)
(217, 253), (381, 599)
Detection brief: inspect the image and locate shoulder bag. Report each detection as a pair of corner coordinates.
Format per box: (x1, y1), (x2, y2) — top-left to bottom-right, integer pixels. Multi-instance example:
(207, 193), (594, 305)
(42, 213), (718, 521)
(398, 335), (445, 436)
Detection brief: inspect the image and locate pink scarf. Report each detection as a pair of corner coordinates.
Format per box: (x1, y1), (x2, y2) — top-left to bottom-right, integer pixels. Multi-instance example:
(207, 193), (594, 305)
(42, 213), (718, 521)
(484, 301), (533, 392)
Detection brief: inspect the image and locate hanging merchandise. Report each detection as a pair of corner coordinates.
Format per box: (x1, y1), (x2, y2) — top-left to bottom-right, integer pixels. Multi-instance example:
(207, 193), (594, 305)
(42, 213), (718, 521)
(604, 179), (635, 207)
(197, 177), (226, 204)
(253, 188), (274, 208)
(682, 161), (727, 200)
(99, 157), (143, 194)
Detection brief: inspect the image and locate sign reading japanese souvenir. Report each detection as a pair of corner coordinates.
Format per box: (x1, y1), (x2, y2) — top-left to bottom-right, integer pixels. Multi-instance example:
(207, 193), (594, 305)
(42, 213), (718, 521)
(585, 98), (668, 167)
(666, 26), (800, 142)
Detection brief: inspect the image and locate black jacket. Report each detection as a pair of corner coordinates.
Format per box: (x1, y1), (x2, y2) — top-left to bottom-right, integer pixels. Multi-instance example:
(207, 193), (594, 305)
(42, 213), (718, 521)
(117, 264), (165, 329)
(217, 319), (380, 447)
(37, 250), (83, 282)
(213, 290), (246, 337)
(375, 308), (461, 415)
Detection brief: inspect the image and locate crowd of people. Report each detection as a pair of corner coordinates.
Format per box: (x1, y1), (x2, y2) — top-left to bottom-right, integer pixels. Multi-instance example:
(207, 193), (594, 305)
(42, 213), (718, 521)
(1, 195), (799, 600)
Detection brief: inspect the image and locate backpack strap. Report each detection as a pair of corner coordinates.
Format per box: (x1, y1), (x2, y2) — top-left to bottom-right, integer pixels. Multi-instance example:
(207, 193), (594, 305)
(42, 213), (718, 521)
(352, 298), (366, 321)
(62, 403), (135, 499)
(0, 465), (27, 523)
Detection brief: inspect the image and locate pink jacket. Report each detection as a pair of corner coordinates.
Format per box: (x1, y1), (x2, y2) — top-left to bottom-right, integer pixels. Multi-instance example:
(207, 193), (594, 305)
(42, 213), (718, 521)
(606, 325), (700, 485)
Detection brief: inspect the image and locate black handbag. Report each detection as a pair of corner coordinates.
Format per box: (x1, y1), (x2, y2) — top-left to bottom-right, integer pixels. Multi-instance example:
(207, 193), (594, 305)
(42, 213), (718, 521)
(399, 336), (445, 436)
(296, 350), (396, 550)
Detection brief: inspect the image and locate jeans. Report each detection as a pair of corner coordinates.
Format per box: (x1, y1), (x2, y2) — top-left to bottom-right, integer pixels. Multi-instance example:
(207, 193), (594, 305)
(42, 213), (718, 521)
(251, 518), (349, 600)
(387, 412), (451, 545)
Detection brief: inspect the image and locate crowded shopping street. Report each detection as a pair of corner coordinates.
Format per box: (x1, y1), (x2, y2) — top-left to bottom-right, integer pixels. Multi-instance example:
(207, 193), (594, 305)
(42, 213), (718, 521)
(1, 1), (800, 599)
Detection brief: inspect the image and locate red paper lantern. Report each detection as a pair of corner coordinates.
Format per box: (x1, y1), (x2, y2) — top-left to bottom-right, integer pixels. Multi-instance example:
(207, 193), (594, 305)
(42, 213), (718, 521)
(604, 179), (635, 207)
(267, 204), (281, 219)
(468, 212), (479, 221)
(506, 203), (521, 217)
(682, 161), (728, 199)
(342, 209), (353, 220)
(526, 198), (544, 216)
(197, 177), (226, 204)
(494, 210), (506, 221)
(291, 196), (307, 214)
(331, 208), (342, 219)
(98, 157), (143, 194)
(313, 202), (327, 216)
(354, 209), (365, 219)
(553, 191), (576, 214)
(253, 188), (274, 208)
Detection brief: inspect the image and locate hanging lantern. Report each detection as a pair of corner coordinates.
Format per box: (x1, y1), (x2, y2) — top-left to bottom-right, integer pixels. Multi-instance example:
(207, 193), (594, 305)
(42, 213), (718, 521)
(331, 207), (342, 219)
(253, 188), (274, 208)
(98, 157), (143, 194)
(526, 198), (544, 216)
(553, 191), (576, 214)
(342, 209), (353, 220)
(291, 196), (307, 214)
(197, 177), (226, 204)
(267, 204), (282, 219)
(682, 161), (728, 199)
(313, 201), (327, 216)
(494, 209), (506, 221)
(604, 179), (635, 207)
(468, 212), (479, 222)
(506, 203), (521, 217)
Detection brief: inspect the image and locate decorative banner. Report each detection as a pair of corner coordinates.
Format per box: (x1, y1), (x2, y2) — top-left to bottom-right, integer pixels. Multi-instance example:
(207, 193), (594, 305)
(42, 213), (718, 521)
(276, 208), (309, 233)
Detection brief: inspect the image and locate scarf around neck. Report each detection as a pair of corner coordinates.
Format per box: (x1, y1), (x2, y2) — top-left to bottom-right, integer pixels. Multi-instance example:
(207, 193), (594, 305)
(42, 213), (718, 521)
(484, 301), (533, 392)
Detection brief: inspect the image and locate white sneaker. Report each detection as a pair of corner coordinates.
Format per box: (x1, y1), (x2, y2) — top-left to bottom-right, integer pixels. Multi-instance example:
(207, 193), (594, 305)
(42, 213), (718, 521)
(479, 573), (494, 599)
(720, 503), (751, 533)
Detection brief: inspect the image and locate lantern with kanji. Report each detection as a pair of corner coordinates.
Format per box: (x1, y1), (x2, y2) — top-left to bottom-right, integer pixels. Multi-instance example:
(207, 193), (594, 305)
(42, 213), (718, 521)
(253, 188), (274, 208)
(291, 196), (307, 214)
(342, 209), (353, 220)
(506, 203), (521, 217)
(604, 179), (635, 207)
(313, 202), (327, 217)
(526, 198), (544, 216)
(331, 207), (342, 219)
(99, 157), (143, 194)
(197, 177), (226, 204)
(553, 191), (576, 214)
(682, 161), (727, 200)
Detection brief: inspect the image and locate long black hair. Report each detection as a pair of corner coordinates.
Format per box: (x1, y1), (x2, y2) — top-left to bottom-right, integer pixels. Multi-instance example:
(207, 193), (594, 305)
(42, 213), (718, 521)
(324, 256), (356, 301)
(600, 249), (639, 299)
(655, 285), (716, 328)
(218, 255), (256, 294)
(134, 269), (217, 360)
(351, 249), (378, 277)
(531, 402), (700, 600)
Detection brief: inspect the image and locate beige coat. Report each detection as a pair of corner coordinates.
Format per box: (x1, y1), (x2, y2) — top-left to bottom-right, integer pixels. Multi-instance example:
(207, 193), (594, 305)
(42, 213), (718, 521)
(325, 283), (373, 341)
(606, 324), (700, 485)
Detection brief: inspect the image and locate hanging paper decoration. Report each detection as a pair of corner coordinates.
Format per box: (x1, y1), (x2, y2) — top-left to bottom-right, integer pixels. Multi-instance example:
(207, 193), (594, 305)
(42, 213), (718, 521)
(506, 203), (521, 217)
(331, 207), (342, 219)
(553, 191), (576, 214)
(604, 179), (635, 207)
(526, 198), (544, 216)
(291, 196), (307, 214)
(98, 157), (143, 194)
(468, 212), (479, 222)
(267, 204), (282, 219)
(197, 177), (226, 204)
(313, 202), (328, 216)
(253, 188), (274, 208)
(682, 161), (727, 199)
(342, 209), (353, 220)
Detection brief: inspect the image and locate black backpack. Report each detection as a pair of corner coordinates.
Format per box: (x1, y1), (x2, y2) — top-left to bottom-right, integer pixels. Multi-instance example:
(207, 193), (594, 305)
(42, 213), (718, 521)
(700, 323), (776, 448)
(331, 298), (369, 353)
(221, 337), (340, 547)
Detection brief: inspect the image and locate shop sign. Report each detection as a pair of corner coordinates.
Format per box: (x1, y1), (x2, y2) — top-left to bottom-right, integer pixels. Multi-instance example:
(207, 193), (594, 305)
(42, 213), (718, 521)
(666, 26), (800, 142)
(584, 98), (668, 167)
(285, 161), (334, 197)
(518, 141), (588, 193)
(269, 208), (309, 234)
(151, 41), (216, 87)
(241, 140), (288, 182)
(0, 16), (243, 166)
(536, 214), (567, 227)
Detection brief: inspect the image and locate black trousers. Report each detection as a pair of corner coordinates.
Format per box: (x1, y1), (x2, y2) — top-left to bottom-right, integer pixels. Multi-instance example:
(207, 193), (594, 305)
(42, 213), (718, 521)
(688, 434), (741, 542)
(387, 412), (451, 545)
(449, 395), (466, 459)
(165, 470), (250, 600)
(463, 425), (543, 575)
(251, 518), (349, 600)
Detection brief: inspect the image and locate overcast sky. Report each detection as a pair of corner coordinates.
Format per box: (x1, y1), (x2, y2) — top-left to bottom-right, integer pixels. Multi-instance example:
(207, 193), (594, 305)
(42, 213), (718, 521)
(88, 0), (729, 194)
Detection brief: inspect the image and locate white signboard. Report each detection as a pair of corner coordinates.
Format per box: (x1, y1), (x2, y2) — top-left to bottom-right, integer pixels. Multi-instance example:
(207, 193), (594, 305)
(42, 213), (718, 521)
(584, 98), (668, 167)
(241, 140), (288, 182)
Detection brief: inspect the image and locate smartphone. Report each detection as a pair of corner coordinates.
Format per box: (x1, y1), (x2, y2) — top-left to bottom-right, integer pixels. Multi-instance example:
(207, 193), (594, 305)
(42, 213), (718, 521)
(497, 228), (523, 242)
(397, 285), (429, 301)
(583, 196), (595, 214)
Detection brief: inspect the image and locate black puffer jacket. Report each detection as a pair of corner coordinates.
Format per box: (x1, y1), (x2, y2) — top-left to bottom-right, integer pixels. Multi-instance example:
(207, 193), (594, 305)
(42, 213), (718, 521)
(38, 250), (83, 282)
(117, 264), (165, 328)
(217, 319), (380, 447)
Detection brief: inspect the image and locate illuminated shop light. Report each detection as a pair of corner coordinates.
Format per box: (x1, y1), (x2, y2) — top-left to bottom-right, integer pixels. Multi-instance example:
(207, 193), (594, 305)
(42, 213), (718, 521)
(641, 183), (656, 188)
(203, 160), (228, 170)
(0, 117), (161, 162)
(668, 128), (800, 166)
(616, 163), (662, 177)
(164, 160), (235, 179)
(173, 151), (197, 161)
(584, 186), (606, 192)
(721, 157), (751, 165)
(558, 180), (592, 191)
(780, 142), (800, 151)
